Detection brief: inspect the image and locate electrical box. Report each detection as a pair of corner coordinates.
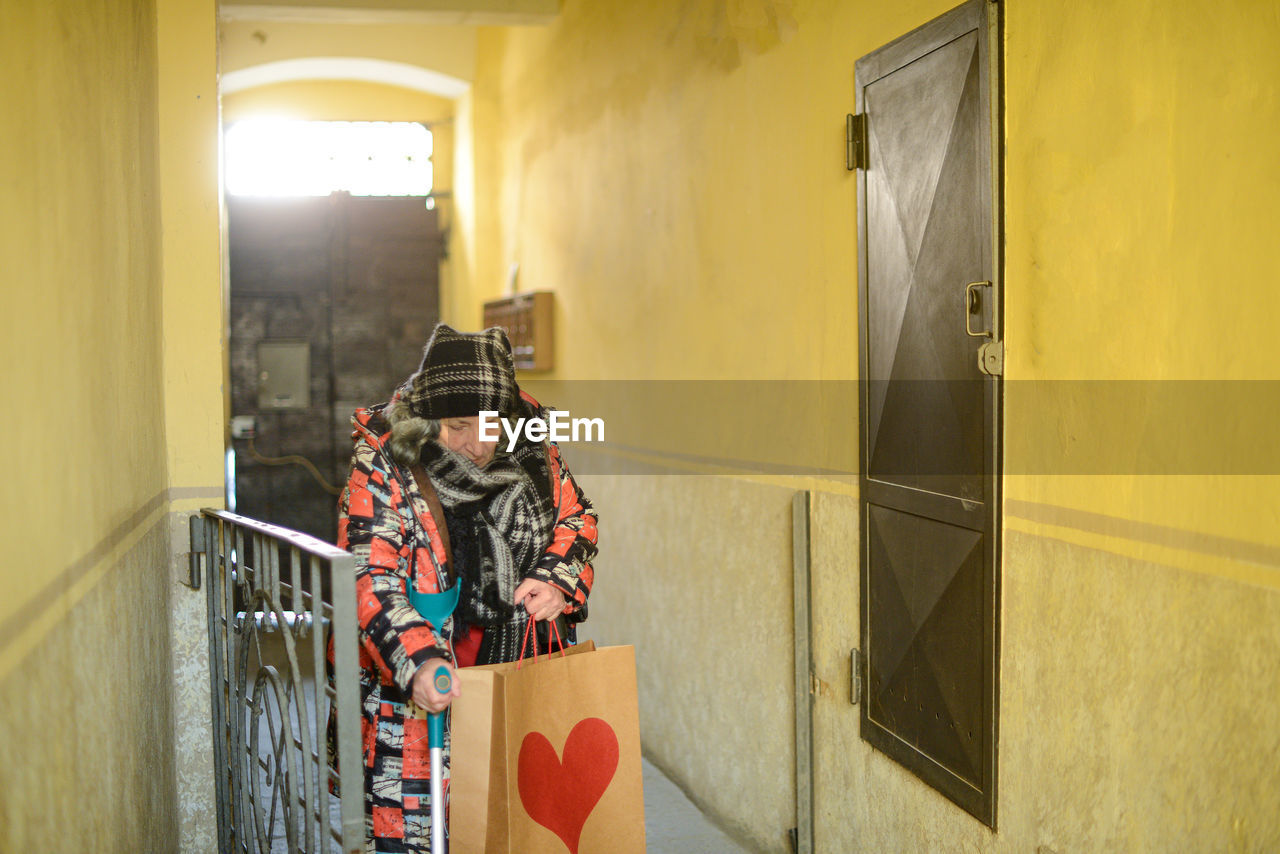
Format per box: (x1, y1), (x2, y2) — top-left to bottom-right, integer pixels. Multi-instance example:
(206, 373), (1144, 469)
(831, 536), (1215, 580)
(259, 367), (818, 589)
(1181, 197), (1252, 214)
(257, 340), (311, 409)
(229, 415), (257, 439)
(482, 291), (554, 371)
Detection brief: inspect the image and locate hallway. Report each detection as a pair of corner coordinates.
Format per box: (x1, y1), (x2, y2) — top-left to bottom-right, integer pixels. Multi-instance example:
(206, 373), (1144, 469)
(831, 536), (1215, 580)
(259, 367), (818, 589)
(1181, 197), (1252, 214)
(642, 759), (755, 854)
(4, 0), (1280, 852)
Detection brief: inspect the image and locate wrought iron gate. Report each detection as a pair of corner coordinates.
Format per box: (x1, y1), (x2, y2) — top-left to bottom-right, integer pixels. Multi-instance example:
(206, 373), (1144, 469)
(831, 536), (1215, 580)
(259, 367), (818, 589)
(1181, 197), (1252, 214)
(191, 509), (364, 853)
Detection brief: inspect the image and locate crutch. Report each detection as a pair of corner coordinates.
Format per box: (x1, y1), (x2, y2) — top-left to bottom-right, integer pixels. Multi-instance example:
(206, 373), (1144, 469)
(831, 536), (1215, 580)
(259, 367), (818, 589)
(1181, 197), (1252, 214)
(426, 662), (452, 854)
(408, 583), (459, 854)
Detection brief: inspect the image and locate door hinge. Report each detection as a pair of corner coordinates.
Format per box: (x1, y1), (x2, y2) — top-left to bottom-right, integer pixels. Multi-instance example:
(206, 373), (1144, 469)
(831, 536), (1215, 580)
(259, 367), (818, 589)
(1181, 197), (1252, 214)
(850, 647), (863, 705)
(979, 340), (1004, 376)
(186, 513), (205, 590)
(846, 113), (868, 171)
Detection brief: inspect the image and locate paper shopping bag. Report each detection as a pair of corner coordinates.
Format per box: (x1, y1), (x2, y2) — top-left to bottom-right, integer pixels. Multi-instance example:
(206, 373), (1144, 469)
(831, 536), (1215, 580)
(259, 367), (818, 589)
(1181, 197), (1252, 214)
(449, 641), (646, 854)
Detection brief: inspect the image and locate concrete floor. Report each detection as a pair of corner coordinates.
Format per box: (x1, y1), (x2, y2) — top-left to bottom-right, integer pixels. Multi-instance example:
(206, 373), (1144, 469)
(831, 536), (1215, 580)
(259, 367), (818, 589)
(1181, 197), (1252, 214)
(248, 631), (755, 852)
(260, 755), (755, 853)
(642, 758), (755, 854)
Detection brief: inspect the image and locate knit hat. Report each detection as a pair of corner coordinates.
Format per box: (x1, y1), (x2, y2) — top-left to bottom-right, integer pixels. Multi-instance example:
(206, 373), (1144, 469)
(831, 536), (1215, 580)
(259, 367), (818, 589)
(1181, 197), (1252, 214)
(412, 324), (517, 419)
(386, 324), (518, 466)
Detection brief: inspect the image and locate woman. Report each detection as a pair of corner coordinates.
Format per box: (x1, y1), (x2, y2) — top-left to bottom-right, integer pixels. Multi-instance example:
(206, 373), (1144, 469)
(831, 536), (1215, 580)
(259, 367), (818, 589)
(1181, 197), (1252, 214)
(333, 324), (597, 852)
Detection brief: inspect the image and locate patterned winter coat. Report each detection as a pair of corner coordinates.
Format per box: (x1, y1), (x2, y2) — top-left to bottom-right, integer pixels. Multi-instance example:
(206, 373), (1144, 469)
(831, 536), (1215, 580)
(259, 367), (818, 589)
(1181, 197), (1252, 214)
(335, 391), (597, 851)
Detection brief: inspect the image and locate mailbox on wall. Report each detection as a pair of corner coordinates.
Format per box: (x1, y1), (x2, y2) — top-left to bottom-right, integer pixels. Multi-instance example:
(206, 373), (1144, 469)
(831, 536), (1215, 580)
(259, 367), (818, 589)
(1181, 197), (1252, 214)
(482, 291), (554, 371)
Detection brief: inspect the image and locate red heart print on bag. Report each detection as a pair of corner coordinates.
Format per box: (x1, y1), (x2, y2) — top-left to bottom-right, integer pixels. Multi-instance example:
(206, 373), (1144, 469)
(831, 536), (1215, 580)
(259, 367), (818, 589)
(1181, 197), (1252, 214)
(517, 717), (619, 854)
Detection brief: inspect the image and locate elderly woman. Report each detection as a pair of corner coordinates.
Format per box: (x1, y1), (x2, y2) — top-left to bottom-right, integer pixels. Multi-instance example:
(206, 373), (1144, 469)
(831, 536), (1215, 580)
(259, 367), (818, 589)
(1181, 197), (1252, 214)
(334, 324), (597, 852)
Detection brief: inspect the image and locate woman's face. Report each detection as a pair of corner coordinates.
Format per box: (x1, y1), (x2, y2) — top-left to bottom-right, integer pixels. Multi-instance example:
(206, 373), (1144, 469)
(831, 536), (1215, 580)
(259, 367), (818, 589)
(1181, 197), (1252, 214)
(438, 415), (499, 467)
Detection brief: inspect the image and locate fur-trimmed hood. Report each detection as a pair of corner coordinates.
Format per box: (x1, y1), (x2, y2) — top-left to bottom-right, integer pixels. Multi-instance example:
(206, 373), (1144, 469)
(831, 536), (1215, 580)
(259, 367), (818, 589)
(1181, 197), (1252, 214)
(351, 390), (546, 471)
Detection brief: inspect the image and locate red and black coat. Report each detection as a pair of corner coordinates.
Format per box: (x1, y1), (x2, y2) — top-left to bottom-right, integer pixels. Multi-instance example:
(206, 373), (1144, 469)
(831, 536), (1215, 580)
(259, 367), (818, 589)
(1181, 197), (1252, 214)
(332, 392), (597, 847)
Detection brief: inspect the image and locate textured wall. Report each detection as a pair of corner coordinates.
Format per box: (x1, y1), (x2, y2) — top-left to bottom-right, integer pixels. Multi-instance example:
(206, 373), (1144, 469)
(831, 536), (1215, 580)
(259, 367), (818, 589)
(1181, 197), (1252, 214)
(0, 0), (167, 615)
(0, 524), (179, 853)
(458, 0), (1280, 851)
(1003, 0), (1280, 542)
(454, 0), (915, 377)
(811, 509), (1280, 851)
(168, 510), (217, 854)
(575, 471), (799, 852)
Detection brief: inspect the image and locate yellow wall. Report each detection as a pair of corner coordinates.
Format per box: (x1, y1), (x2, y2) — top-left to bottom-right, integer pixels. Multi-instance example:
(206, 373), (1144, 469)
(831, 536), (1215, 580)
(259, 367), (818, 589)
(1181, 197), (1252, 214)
(219, 18), (476, 81)
(455, 0), (867, 380)
(1002, 0), (1280, 581)
(463, 0), (1280, 851)
(158, 2), (226, 849)
(0, 0), (222, 849)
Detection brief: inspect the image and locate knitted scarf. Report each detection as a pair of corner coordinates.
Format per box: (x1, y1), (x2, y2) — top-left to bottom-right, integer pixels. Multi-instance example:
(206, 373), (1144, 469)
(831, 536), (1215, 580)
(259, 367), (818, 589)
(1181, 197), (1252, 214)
(418, 434), (554, 665)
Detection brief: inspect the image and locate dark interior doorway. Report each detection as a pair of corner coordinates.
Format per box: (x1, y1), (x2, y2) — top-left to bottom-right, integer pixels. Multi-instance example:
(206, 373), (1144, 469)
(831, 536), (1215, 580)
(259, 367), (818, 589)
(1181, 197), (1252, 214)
(227, 193), (441, 542)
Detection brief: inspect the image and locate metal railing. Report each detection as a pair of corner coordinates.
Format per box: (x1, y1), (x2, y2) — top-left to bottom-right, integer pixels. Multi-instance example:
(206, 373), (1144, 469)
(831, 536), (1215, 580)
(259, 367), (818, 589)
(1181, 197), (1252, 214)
(191, 509), (363, 854)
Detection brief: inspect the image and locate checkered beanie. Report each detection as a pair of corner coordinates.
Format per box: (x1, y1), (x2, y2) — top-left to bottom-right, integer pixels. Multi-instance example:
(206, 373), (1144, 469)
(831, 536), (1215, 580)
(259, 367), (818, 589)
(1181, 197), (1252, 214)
(409, 324), (517, 419)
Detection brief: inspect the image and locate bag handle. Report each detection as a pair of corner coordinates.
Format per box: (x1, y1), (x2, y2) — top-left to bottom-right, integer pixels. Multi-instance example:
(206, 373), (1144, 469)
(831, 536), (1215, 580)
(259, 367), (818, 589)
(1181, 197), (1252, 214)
(516, 616), (565, 669)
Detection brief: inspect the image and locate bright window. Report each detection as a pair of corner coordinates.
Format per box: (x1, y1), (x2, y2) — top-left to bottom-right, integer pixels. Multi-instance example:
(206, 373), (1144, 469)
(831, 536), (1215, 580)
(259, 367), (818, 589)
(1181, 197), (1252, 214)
(224, 119), (433, 197)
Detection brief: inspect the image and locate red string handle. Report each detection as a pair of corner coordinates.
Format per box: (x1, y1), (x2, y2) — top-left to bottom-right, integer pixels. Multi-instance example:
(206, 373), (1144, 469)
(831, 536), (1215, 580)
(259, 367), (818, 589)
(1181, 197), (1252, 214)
(516, 616), (567, 670)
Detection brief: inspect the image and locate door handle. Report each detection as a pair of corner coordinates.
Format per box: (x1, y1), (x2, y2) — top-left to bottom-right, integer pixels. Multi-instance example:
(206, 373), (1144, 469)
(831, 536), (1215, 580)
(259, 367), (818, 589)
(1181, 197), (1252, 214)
(965, 280), (992, 338)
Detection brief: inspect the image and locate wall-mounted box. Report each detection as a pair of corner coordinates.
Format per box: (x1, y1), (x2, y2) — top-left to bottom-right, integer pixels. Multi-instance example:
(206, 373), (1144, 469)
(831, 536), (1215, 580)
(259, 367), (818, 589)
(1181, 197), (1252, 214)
(482, 291), (554, 371)
(257, 340), (311, 409)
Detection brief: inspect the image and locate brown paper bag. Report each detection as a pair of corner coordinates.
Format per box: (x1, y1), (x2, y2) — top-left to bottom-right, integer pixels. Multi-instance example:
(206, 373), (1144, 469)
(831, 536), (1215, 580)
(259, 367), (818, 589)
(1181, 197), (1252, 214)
(449, 641), (646, 854)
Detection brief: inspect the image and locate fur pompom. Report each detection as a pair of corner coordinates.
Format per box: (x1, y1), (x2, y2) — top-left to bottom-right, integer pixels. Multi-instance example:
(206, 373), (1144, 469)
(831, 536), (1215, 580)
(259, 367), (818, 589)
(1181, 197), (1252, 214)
(386, 397), (439, 467)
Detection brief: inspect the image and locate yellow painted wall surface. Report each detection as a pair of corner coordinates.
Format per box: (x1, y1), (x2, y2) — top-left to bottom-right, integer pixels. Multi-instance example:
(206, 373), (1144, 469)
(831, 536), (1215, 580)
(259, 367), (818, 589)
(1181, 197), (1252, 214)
(220, 18), (476, 82)
(158, 2), (225, 848)
(464, 0), (1280, 851)
(0, 0), (168, 647)
(223, 79), (456, 122)
(159, 0), (225, 501)
(0, 0), (181, 848)
(463, 0), (878, 381)
(1003, 0), (1280, 581)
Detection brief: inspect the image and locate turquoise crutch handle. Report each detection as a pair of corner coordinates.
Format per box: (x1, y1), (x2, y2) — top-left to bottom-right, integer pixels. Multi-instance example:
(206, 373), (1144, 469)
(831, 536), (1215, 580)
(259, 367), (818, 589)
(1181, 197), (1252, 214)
(427, 663), (452, 748)
(406, 583), (458, 750)
(407, 583), (460, 627)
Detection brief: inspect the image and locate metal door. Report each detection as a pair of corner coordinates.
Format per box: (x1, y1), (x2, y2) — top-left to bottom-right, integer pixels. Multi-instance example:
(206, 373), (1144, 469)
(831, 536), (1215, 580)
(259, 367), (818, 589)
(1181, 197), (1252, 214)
(227, 194), (440, 542)
(855, 0), (1001, 826)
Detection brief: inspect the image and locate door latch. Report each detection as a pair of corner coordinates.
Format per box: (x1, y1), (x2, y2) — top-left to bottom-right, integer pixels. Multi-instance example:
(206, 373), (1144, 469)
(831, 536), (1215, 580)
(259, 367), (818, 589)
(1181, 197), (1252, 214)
(964, 280), (1003, 376)
(965, 280), (993, 338)
(978, 340), (1004, 376)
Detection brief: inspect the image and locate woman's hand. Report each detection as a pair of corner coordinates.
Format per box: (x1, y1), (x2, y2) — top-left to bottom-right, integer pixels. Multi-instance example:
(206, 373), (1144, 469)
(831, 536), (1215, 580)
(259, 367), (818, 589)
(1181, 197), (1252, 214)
(513, 578), (568, 622)
(411, 659), (461, 714)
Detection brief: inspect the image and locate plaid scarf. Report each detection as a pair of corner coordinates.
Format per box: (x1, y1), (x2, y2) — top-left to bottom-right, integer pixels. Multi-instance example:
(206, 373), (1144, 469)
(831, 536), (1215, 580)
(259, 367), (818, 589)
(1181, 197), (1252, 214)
(419, 434), (554, 665)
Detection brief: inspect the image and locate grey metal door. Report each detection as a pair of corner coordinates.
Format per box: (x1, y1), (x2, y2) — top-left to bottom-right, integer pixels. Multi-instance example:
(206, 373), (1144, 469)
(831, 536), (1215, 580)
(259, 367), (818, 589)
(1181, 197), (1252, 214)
(855, 0), (1001, 826)
(228, 194), (440, 542)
